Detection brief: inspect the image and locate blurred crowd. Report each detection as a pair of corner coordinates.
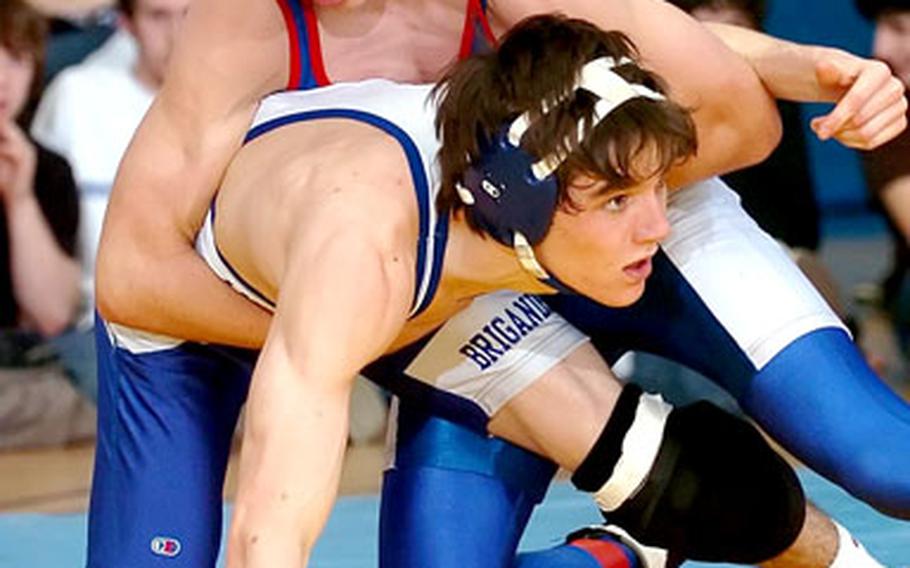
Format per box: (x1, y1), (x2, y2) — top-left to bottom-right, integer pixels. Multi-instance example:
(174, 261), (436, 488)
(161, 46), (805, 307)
(0, 0), (908, 450)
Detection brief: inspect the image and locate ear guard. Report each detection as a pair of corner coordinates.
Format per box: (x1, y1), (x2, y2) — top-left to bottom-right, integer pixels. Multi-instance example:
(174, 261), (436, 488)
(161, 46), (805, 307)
(458, 126), (559, 247)
(456, 56), (664, 285)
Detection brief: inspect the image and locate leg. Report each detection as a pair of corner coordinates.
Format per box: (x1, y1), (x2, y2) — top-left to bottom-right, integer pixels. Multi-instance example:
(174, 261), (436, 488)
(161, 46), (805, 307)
(381, 401), (647, 568)
(380, 400), (556, 568)
(87, 318), (255, 567)
(373, 304), (802, 565)
(547, 177), (910, 519)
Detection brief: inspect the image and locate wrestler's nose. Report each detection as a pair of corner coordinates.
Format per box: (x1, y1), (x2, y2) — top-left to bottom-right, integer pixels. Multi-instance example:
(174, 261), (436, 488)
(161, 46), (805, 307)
(636, 188), (670, 244)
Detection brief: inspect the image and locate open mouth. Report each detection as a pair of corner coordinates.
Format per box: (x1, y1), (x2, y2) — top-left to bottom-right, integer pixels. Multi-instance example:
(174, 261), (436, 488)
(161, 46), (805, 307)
(623, 257), (653, 281)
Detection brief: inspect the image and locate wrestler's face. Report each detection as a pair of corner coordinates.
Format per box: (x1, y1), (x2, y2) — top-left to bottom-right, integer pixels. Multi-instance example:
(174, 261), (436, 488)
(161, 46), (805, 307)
(0, 45), (34, 122)
(534, 163), (670, 307)
(124, 0), (190, 88)
(873, 10), (910, 87)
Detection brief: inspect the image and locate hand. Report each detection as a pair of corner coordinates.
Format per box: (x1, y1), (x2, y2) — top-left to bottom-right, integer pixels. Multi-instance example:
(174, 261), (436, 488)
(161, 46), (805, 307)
(810, 53), (908, 150)
(0, 120), (37, 204)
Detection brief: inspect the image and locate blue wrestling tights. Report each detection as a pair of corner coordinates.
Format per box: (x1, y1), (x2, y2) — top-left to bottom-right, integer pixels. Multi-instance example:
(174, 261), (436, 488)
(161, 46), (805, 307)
(743, 328), (910, 519)
(549, 250), (910, 520)
(380, 404), (640, 568)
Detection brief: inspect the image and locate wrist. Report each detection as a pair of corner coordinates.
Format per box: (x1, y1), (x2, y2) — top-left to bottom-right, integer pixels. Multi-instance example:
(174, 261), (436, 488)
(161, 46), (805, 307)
(3, 189), (39, 212)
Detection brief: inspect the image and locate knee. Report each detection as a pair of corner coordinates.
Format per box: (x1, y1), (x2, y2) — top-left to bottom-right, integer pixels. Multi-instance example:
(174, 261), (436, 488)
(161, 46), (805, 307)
(572, 386), (805, 563)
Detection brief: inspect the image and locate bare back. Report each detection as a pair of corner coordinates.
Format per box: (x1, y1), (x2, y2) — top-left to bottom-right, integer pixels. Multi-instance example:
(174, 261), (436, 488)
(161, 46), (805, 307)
(214, 117), (419, 312)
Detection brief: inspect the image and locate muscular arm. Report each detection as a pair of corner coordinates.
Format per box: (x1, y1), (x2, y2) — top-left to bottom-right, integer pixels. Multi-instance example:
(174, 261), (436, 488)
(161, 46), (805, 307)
(95, 0), (288, 347)
(226, 226), (411, 567)
(706, 22), (907, 150)
(488, 0), (782, 188)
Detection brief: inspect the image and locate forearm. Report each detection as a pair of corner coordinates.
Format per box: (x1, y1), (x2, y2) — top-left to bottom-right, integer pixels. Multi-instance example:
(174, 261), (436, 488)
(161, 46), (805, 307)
(705, 22), (843, 102)
(5, 194), (79, 335)
(490, 0), (781, 185)
(96, 224), (271, 347)
(227, 339), (354, 567)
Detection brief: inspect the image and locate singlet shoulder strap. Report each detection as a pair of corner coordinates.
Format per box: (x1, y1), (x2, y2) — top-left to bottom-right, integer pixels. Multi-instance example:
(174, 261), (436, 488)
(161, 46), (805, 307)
(458, 0), (496, 59)
(274, 0), (330, 90)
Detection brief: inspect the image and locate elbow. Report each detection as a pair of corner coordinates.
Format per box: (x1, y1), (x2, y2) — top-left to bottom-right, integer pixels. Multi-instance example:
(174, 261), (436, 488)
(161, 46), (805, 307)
(34, 310), (73, 338)
(722, 75), (783, 170)
(739, 103), (782, 169)
(35, 270), (81, 338)
(33, 295), (77, 337)
(95, 268), (136, 326)
(94, 235), (145, 327)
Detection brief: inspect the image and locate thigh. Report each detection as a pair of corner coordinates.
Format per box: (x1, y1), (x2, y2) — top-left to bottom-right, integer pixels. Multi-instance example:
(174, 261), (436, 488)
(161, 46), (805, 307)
(88, 318), (257, 568)
(548, 177), (845, 399)
(366, 290), (590, 431)
(550, 178), (910, 518)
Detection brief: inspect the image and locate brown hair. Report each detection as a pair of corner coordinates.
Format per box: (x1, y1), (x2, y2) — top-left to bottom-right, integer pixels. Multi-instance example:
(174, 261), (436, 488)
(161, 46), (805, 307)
(855, 0), (906, 20)
(118, 0), (136, 17)
(0, 0), (47, 101)
(433, 14), (697, 232)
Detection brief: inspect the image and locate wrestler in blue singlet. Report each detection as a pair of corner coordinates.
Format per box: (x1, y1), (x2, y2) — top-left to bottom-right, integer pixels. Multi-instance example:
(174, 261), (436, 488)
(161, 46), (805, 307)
(273, 1), (910, 566)
(89, 3), (910, 567)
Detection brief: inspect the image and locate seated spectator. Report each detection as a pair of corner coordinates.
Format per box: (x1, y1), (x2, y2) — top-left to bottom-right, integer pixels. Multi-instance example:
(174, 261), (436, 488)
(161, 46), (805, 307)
(856, 0), (910, 387)
(31, 0), (189, 332)
(41, 3), (120, 82)
(28, 0), (188, 403)
(0, 0), (93, 449)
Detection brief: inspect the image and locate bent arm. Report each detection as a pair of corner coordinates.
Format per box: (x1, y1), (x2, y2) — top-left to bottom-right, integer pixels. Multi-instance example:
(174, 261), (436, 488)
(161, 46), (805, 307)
(6, 193), (79, 335)
(489, 0), (782, 187)
(95, 0), (288, 347)
(706, 22), (907, 149)
(226, 231), (411, 567)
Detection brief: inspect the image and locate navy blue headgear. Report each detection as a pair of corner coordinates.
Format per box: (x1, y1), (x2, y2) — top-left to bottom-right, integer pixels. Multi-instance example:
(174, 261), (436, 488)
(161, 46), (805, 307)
(456, 56), (665, 287)
(460, 126), (559, 246)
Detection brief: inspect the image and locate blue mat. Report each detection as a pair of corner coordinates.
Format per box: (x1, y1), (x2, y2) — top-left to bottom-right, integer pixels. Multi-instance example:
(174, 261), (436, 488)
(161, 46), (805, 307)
(1, 470), (906, 567)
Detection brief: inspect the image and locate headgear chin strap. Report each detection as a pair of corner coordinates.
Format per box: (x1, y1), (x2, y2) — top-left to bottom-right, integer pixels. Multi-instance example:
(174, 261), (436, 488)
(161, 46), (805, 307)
(457, 56), (664, 288)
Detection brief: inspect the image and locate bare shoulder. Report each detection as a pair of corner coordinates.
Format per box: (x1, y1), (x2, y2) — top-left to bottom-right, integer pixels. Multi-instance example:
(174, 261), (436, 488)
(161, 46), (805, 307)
(160, 0), (289, 116)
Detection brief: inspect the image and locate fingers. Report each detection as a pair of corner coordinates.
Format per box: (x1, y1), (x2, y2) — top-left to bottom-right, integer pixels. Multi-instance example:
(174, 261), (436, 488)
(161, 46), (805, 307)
(835, 102), (908, 149)
(813, 58), (898, 140)
(811, 106), (906, 150)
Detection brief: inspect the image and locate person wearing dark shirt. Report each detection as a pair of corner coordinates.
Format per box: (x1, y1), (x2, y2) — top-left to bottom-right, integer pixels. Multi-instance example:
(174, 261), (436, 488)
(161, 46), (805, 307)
(0, 0), (91, 449)
(855, 0), (910, 382)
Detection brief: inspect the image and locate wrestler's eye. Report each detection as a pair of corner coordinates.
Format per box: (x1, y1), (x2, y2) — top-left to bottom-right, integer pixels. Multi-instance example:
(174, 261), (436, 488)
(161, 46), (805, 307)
(603, 193), (629, 212)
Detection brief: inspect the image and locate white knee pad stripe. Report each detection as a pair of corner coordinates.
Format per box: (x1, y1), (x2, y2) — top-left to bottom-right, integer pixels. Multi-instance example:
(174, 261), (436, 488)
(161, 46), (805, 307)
(663, 178), (847, 370)
(830, 521), (883, 567)
(594, 392), (672, 512)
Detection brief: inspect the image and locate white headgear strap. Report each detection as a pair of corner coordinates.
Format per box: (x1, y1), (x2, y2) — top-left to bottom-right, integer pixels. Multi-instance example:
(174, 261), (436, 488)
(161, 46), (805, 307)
(506, 56), (666, 181)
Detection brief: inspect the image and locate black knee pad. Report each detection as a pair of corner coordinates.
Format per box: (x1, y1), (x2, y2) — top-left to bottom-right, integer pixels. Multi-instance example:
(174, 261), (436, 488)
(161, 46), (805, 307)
(573, 390), (805, 564)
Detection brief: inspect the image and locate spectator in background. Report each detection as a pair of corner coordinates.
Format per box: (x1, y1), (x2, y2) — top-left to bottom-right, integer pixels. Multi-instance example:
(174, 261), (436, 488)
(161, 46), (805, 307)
(0, 0), (93, 449)
(31, 0), (189, 330)
(855, 0), (910, 387)
(35, 0), (122, 82)
(28, 0), (189, 400)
